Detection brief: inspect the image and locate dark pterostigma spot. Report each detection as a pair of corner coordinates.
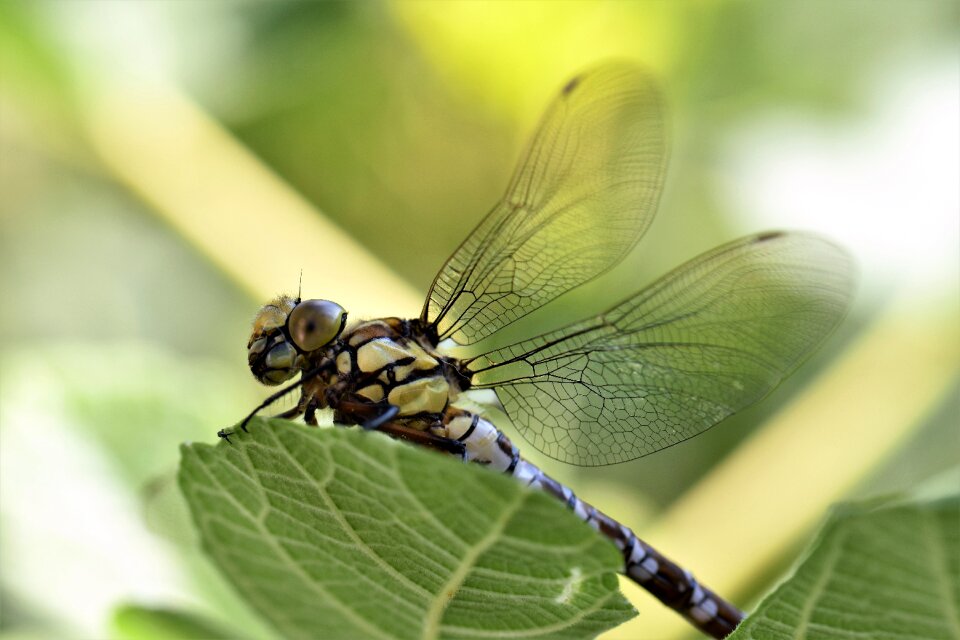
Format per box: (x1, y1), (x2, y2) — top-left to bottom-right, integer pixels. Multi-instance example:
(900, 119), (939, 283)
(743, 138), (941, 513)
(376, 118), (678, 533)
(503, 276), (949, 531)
(562, 74), (583, 96)
(754, 231), (784, 243)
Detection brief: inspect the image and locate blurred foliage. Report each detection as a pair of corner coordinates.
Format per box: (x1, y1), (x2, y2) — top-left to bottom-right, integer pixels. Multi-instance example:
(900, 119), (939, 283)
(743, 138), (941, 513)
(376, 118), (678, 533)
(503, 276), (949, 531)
(730, 492), (960, 640)
(858, 376), (960, 499)
(1, 1), (958, 639)
(111, 605), (237, 640)
(0, 345), (277, 639)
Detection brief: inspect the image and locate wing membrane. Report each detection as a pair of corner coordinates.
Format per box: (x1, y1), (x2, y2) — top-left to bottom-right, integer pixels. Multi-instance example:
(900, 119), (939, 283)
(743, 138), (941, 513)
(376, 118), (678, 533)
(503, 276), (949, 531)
(422, 62), (667, 344)
(465, 232), (855, 466)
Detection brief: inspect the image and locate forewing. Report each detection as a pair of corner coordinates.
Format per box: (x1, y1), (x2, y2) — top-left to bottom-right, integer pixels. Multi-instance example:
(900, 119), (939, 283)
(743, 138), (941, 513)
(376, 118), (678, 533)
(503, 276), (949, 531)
(422, 63), (667, 344)
(467, 232), (855, 466)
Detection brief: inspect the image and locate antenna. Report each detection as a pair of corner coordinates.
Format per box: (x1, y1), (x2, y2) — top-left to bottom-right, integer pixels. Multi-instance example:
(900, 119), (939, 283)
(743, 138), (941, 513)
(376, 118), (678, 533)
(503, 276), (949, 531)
(297, 269), (303, 303)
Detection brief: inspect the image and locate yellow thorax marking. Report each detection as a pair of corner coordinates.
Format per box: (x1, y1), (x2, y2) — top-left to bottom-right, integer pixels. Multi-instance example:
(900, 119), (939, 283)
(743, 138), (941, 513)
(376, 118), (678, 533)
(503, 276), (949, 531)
(388, 377), (449, 416)
(357, 338), (439, 379)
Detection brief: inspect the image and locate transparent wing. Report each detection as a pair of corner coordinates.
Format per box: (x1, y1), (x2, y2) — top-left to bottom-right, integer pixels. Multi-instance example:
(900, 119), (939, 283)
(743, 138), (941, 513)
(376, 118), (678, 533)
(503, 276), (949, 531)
(465, 232), (855, 466)
(421, 62), (667, 345)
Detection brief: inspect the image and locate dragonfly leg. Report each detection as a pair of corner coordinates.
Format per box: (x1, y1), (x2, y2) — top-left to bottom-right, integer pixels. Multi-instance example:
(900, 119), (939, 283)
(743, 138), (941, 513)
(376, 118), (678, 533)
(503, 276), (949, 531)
(237, 371), (318, 432)
(304, 401), (320, 426)
(334, 396), (401, 430)
(273, 405), (305, 420)
(334, 396), (463, 455)
(376, 420), (465, 458)
(362, 404), (399, 430)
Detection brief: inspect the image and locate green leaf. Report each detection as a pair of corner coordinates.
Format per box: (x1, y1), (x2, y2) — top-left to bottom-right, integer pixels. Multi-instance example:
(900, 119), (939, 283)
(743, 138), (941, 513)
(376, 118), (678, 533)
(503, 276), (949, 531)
(178, 418), (634, 640)
(111, 604), (238, 640)
(731, 495), (960, 640)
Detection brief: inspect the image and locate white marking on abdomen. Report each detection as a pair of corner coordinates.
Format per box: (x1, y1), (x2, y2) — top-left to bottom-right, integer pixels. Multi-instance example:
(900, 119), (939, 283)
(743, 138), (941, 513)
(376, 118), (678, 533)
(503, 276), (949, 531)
(446, 415), (515, 472)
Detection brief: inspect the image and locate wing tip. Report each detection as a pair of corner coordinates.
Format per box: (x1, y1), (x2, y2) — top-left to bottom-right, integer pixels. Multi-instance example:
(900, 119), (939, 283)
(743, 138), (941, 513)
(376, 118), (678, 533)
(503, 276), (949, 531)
(561, 74), (583, 96)
(753, 230), (785, 243)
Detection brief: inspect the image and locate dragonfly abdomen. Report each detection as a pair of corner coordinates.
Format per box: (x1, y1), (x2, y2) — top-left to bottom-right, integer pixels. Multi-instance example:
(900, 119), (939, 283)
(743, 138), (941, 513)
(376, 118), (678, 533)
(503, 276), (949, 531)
(442, 409), (743, 639)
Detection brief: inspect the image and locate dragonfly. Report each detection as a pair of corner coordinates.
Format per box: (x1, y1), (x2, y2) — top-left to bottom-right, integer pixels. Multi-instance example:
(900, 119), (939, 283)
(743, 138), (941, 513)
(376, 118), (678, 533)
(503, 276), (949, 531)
(220, 62), (854, 639)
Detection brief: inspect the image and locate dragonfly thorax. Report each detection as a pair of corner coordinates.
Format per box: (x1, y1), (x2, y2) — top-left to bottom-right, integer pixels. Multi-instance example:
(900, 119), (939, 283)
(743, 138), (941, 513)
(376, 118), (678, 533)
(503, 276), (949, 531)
(334, 319), (463, 419)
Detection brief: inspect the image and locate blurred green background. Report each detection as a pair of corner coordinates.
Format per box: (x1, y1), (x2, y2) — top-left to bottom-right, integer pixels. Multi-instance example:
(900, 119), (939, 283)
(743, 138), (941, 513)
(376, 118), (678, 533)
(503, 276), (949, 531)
(1, 2), (957, 639)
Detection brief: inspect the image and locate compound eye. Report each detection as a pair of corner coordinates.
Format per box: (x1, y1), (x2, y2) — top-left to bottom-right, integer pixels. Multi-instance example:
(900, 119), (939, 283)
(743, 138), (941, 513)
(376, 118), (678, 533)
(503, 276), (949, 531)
(287, 299), (347, 352)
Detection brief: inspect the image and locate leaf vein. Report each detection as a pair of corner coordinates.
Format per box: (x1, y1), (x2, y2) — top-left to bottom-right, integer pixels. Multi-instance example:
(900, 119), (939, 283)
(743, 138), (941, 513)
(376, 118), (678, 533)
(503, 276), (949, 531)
(422, 490), (529, 639)
(266, 426), (434, 600)
(193, 445), (395, 640)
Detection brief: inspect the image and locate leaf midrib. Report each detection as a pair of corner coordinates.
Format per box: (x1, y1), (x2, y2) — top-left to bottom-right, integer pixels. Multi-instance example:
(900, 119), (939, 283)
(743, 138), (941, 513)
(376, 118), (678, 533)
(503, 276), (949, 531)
(791, 526), (844, 640)
(422, 490), (528, 640)
(263, 431), (433, 600)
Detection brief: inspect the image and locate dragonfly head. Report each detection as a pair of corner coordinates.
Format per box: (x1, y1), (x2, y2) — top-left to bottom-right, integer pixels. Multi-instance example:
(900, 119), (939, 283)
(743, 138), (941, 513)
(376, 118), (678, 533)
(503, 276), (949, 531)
(247, 295), (348, 385)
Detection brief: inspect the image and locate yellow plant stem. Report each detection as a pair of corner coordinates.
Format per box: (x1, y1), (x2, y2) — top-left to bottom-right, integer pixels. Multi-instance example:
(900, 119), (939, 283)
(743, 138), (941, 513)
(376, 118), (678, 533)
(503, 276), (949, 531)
(79, 83), (422, 318)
